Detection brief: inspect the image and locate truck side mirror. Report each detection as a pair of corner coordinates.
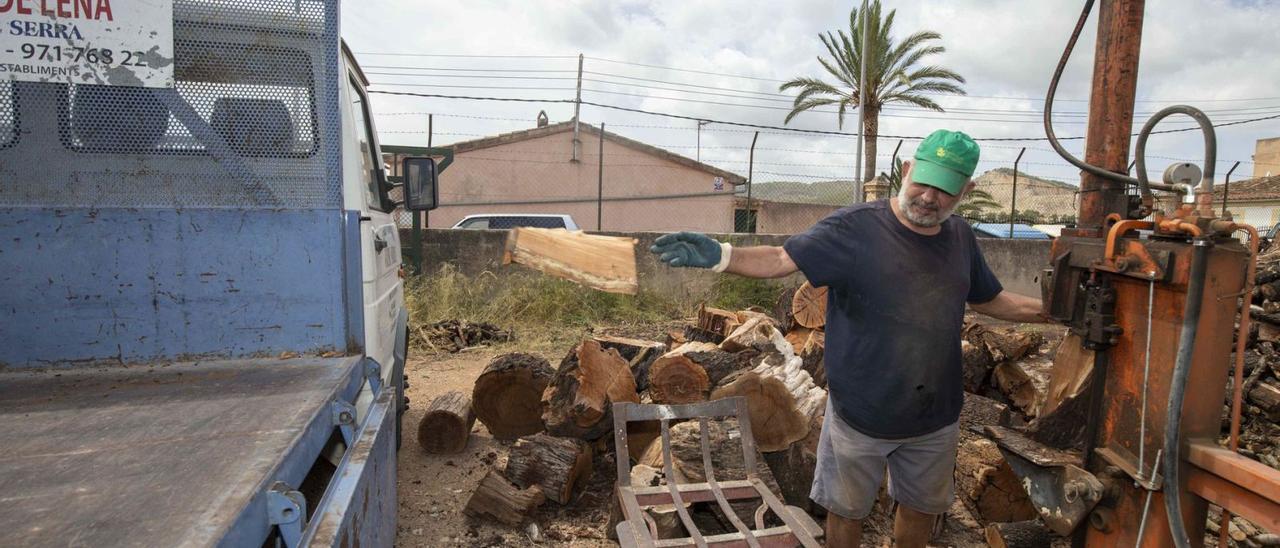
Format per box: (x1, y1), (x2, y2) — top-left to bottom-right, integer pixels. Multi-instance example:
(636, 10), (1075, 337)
(402, 157), (438, 211)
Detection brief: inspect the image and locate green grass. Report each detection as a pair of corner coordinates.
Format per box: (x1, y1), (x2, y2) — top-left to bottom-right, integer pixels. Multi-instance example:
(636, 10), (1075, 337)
(405, 264), (790, 354)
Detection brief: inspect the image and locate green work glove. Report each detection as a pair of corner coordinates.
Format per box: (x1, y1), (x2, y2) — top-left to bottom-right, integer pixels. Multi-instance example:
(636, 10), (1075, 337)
(650, 232), (731, 271)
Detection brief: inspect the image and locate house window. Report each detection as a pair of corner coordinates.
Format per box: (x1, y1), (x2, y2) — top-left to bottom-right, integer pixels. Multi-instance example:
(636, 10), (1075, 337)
(734, 209), (758, 233)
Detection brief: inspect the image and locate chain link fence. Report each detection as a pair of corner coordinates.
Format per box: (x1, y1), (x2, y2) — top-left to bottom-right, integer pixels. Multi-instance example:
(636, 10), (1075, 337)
(377, 115), (1219, 238)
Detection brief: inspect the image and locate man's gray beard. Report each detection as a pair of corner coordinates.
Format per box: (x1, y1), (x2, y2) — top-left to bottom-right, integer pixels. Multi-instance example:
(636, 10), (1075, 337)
(897, 184), (956, 228)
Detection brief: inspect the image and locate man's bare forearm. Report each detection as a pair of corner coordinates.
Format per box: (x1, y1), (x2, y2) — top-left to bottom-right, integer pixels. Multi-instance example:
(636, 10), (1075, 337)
(970, 291), (1047, 323)
(723, 245), (799, 279)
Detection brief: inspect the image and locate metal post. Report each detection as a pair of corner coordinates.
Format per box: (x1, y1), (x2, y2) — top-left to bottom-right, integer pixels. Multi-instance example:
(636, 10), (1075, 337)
(746, 132), (759, 233)
(1011, 147), (1026, 237)
(572, 53), (583, 162)
(854, 0), (869, 203)
(597, 123), (604, 231)
(696, 120), (710, 162)
(1223, 160), (1240, 217)
(1078, 0), (1145, 230)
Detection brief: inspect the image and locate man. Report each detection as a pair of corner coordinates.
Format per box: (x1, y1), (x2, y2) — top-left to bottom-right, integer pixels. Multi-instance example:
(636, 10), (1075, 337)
(650, 130), (1045, 547)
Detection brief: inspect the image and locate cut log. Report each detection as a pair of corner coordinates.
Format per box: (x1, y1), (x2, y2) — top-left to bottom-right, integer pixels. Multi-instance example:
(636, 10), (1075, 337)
(1247, 380), (1280, 421)
(791, 282), (828, 329)
(503, 227), (638, 294)
(593, 335), (667, 393)
(648, 343), (716, 404)
(464, 469), (545, 527)
(542, 340), (640, 440)
(711, 371), (810, 452)
(792, 329), (826, 390)
(719, 316), (777, 353)
(773, 286), (800, 333)
(417, 390), (476, 454)
(762, 404), (824, 511)
(472, 353), (555, 440)
(502, 433), (592, 504)
(697, 303), (741, 338)
(637, 419), (783, 528)
(992, 362), (1039, 416)
(973, 461), (1038, 523)
(682, 324), (723, 344)
(984, 521), (1056, 548)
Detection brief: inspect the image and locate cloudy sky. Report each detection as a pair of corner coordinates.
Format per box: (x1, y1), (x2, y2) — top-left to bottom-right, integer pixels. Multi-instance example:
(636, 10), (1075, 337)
(343, 0), (1280, 187)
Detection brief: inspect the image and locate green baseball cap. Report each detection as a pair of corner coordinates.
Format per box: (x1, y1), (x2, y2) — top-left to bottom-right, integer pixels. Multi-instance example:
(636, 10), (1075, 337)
(911, 129), (981, 195)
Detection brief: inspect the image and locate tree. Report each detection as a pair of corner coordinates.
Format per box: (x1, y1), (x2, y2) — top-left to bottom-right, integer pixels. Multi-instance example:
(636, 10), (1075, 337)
(781, 1), (966, 185)
(955, 189), (1001, 219)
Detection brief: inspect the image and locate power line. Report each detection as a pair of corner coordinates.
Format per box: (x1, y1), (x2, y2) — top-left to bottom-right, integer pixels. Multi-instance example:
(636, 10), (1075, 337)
(366, 90), (1280, 142)
(363, 65), (575, 73)
(370, 80), (1280, 123)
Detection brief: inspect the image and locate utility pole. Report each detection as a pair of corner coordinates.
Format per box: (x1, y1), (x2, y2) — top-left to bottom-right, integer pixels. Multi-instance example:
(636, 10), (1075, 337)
(746, 132), (759, 233)
(597, 123), (605, 231)
(1010, 147), (1026, 238)
(572, 53), (583, 162)
(1078, 0), (1145, 230)
(854, 0), (869, 203)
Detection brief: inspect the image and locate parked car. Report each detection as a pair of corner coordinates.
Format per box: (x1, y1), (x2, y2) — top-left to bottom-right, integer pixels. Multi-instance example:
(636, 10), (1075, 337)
(971, 222), (1052, 240)
(452, 214), (580, 230)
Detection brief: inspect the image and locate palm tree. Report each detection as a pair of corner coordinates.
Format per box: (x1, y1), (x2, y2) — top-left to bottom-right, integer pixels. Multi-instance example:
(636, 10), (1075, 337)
(781, 1), (966, 184)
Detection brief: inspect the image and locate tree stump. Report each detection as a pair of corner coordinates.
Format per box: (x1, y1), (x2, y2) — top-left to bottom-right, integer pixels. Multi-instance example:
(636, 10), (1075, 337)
(502, 434), (592, 504)
(542, 340), (640, 440)
(791, 282), (828, 329)
(464, 469), (545, 527)
(417, 390), (476, 454)
(472, 353), (555, 440)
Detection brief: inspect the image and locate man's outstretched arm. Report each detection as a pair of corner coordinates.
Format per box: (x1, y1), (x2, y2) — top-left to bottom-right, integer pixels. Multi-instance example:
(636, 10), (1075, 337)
(724, 245), (798, 278)
(969, 291), (1047, 323)
(650, 232), (798, 279)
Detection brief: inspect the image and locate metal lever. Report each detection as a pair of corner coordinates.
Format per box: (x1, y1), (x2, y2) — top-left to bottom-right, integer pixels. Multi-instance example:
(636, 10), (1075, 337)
(266, 482), (307, 548)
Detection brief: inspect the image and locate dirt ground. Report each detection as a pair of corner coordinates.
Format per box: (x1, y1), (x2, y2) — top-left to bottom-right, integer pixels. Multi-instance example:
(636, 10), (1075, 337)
(396, 348), (618, 547)
(394, 321), (1068, 547)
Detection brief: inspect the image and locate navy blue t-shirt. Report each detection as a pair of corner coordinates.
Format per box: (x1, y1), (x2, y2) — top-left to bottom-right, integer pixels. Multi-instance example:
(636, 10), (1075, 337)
(783, 200), (1003, 439)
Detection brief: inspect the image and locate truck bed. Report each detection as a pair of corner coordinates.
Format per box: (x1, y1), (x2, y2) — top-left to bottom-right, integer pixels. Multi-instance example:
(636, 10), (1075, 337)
(0, 355), (365, 547)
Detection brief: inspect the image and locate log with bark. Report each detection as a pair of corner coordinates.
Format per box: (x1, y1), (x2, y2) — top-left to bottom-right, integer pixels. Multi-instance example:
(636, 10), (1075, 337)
(992, 362), (1039, 416)
(647, 343), (716, 404)
(761, 403), (824, 510)
(502, 433), (592, 504)
(503, 227), (638, 294)
(719, 315), (777, 353)
(464, 469), (545, 527)
(791, 282), (828, 329)
(1028, 334), (1094, 449)
(1248, 379), (1280, 422)
(711, 330), (826, 452)
(698, 303), (741, 338)
(984, 521), (1056, 548)
(417, 390), (476, 454)
(593, 335), (667, 393)
(541, 340), (640, 440)
(788, 328), (826, 389)
(773, 286), (800, 333)
(472, 353), (555, 440)
(635, 418), (784, 528)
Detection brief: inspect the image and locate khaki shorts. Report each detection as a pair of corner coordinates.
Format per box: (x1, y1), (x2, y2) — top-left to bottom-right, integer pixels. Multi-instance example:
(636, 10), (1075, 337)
(809, 397), (959, 519)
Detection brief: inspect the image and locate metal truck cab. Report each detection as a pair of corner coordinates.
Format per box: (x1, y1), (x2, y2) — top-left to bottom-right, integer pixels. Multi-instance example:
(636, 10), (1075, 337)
(0, 2), (404, 546)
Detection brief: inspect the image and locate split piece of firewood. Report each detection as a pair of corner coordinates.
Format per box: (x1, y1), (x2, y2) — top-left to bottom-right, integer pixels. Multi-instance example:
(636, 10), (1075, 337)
(503, 227), (638, 294)
(542, 340), (640, 440)
(464, 470), (545, 527)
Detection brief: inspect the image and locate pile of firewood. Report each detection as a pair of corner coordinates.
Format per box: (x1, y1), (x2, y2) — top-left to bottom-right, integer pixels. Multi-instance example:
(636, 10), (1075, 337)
(1226, 248), (1280, 471)
(412, 319), (515, 353)
(412, 286), (839, 533)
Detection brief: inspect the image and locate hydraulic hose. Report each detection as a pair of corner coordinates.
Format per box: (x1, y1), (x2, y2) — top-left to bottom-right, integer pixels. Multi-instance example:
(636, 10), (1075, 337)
(1043, 1), (1198, 210)
(1134, 105), (1218, 209)
(1162, 238), (1213, 548)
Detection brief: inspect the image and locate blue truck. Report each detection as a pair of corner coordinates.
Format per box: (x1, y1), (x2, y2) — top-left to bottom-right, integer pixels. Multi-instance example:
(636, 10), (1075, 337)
(0, 2), (439, 545)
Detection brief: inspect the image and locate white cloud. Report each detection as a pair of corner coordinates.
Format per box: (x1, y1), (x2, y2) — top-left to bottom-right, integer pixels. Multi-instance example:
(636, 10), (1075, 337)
(345, 0), (1280, 186)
